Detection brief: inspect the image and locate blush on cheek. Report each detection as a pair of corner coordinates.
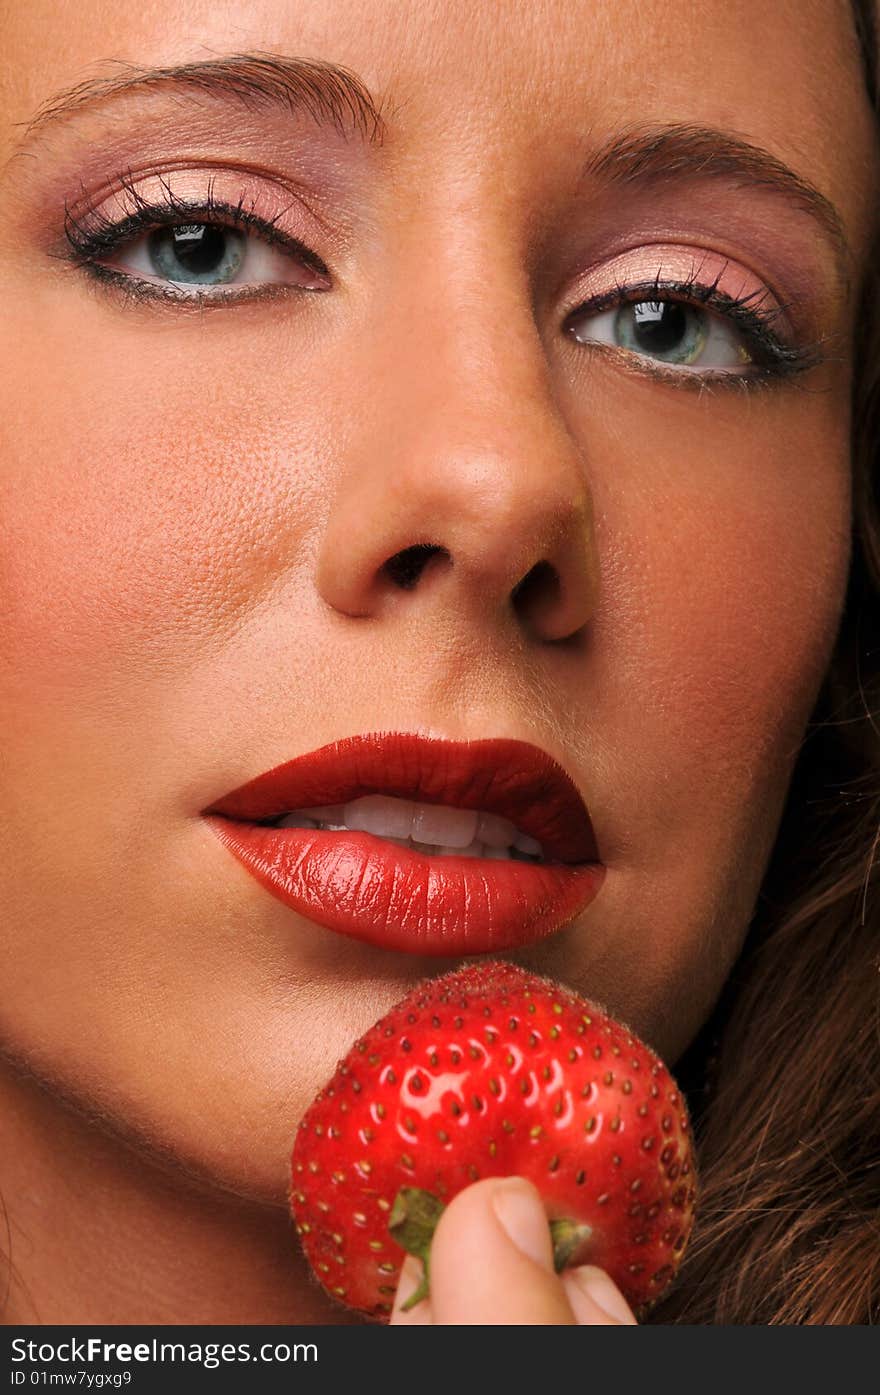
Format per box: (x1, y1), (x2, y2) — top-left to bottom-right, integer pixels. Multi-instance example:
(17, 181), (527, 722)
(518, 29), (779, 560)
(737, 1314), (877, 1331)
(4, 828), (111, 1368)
(0, 310), (331, 697)
(593, 374), (852, 783)
(661, 517), (847, 767)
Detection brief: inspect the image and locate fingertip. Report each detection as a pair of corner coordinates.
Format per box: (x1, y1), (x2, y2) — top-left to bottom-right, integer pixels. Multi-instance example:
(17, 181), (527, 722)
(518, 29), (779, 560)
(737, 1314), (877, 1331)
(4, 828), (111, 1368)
(563, 1265), (638, 1325)
(428, 1177), (577, 1324)
(489, 1176), (555, 1271)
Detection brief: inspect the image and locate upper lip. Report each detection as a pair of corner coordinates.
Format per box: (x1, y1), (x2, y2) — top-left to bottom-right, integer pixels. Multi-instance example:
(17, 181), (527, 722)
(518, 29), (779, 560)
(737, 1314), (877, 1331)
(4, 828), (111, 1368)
(205, 732), (600, 864)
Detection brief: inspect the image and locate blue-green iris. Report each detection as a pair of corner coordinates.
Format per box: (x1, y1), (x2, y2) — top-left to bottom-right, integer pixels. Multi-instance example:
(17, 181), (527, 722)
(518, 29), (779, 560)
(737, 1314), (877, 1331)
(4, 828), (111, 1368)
(147, 225), (244, 285)
(615, 301), (708, 365)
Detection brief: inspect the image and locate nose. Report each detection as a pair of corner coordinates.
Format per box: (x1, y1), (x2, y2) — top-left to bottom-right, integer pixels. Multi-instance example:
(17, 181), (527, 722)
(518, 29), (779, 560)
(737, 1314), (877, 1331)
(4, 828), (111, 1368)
(314, 276), (599, 644)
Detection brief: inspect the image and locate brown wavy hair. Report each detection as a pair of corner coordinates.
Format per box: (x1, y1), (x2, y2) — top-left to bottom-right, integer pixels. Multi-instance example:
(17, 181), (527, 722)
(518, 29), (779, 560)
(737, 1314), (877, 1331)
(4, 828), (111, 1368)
(651, 0), (880, 1325)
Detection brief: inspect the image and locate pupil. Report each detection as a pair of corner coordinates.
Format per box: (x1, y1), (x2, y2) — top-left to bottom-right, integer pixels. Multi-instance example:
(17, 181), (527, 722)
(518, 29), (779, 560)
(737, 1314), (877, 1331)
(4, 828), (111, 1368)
(147, 223), (245, 286)
(168, 224), (226, 274)
(631, 301), (689, 354)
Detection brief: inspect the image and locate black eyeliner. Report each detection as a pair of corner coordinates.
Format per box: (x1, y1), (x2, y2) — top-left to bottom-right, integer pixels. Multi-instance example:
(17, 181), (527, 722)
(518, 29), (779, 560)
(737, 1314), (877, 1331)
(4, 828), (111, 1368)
(62, 179), (829, 383)
(564, 274), (825, 384)
(61, 173), (331, 296)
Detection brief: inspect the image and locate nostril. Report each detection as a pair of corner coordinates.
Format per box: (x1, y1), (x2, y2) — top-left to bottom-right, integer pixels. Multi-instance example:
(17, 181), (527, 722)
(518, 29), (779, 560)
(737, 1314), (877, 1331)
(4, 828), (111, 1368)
(510, 560), (562, 629)
(381, 543), (449, 591)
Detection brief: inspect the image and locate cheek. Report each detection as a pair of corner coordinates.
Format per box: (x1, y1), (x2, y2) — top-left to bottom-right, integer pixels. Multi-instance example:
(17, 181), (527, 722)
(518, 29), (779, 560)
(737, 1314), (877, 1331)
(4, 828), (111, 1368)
(628, 493), (847, 782)
(557, 372), (852, 1055)
(0, 301), (340, 704)
(591, 372), (851, 787)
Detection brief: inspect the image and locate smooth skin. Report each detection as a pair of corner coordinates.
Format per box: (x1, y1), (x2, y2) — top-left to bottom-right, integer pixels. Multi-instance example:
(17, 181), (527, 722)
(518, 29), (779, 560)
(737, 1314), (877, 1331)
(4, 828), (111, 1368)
(0, 0), (875, 1323)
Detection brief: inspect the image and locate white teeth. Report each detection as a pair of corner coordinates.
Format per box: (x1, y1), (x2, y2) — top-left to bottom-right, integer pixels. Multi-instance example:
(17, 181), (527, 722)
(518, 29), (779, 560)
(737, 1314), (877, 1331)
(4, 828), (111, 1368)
(411, 803), (478, 848)
(477, 810), (519, 848)
(438, 839), (483, 858)
(275, 794), (544, 860)
(412, 841), (511, 859)
(342, 795), (415, 840)
(459, 839), (484, 858)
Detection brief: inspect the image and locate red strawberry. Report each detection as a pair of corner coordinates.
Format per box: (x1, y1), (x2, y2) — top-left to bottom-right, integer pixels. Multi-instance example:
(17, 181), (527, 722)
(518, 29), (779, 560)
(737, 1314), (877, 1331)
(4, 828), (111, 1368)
(290, 961), (697, 1321)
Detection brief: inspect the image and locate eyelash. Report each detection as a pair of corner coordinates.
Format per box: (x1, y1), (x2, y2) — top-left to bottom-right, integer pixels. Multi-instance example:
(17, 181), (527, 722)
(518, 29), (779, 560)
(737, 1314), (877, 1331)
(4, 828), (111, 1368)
(63, 176), (330, 304)
(564, 270), (823, 386)
(63, 180), (824, 386)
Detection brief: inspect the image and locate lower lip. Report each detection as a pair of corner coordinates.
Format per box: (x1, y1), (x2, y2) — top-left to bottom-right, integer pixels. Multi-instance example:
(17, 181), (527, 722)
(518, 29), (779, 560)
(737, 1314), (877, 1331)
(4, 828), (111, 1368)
(205, 818), (605, 956)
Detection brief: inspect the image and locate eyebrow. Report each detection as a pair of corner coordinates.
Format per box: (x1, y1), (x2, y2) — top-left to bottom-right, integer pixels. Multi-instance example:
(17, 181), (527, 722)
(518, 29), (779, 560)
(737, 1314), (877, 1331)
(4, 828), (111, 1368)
(12, 69), (853, 281)
(585, 124), (851, 278)
(14, 52), (388, 148)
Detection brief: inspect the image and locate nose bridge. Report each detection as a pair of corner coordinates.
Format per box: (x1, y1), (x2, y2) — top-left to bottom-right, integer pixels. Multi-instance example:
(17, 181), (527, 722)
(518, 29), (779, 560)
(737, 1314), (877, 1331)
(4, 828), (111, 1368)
(314, 220), (599, 641)
(386, 262), (584, 537)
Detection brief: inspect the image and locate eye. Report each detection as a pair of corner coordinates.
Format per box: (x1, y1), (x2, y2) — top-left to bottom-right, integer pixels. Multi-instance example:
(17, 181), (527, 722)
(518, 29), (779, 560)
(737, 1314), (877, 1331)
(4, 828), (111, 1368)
(566, 298), (752, 372)
(104, 218), (328, 294)
(136, 223), (251, 286)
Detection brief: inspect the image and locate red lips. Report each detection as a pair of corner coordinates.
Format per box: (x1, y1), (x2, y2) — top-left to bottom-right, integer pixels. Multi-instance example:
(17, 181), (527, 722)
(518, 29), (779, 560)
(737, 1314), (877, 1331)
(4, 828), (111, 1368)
(204, 733), (604, 956)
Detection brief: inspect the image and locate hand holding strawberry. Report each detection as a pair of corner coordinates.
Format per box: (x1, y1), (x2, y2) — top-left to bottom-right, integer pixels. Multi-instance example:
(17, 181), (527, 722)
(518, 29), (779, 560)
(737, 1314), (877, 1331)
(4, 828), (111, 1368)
(390, 1175), (638, 1324)
(290, 961), (696, 1322)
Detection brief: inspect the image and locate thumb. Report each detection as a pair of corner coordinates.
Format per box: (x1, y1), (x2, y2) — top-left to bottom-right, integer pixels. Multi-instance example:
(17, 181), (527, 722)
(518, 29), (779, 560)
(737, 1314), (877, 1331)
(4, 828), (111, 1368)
(417, 1176), (578, 1325)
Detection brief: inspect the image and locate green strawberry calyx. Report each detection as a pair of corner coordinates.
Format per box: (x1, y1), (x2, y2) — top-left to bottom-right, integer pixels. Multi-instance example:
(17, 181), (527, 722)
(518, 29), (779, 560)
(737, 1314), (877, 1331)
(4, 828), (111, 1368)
(389, 1186), (593, 1312)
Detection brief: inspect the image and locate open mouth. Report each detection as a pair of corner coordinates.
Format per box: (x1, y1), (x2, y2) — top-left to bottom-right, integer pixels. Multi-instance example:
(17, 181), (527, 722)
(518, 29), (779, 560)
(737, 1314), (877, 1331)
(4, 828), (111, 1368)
(268, 795), (546, 862)
(203, 732), (604, 956)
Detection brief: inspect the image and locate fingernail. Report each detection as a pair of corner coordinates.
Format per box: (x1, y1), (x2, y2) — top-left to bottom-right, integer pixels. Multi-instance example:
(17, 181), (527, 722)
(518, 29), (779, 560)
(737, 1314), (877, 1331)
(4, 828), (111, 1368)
(570, 1265), (637, 1324)
(490, 1178), (553, 1271)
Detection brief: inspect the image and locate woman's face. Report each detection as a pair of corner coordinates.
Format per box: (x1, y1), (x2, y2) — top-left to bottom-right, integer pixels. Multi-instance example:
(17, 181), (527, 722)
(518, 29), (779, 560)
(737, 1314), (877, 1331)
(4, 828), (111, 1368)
(0, 0), (875, 1202)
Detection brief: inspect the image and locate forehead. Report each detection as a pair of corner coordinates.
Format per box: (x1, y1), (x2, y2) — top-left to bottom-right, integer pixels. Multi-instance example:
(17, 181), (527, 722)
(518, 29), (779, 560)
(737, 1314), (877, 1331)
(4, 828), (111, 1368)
(2, 0), (876, 246)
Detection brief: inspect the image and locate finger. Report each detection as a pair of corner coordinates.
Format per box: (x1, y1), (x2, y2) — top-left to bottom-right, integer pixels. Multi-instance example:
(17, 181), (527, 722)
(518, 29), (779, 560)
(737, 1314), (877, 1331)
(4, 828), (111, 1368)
(562, 1266), (638, 1325)
(428, 1176), (579, 1325)
(390, 1255), (435, 1324)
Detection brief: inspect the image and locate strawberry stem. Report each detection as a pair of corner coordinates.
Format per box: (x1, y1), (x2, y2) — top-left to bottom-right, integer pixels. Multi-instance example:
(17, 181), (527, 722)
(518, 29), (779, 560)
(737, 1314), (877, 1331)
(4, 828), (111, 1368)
(549, 1217), (593, 1271)
(389, 1187), (446, 1312)
(389, 1187), (593, 1309)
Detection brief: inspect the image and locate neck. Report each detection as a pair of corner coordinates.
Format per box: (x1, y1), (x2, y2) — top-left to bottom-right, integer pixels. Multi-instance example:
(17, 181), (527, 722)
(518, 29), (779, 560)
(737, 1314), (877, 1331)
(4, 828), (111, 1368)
(0, 1063), (358, 1325)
